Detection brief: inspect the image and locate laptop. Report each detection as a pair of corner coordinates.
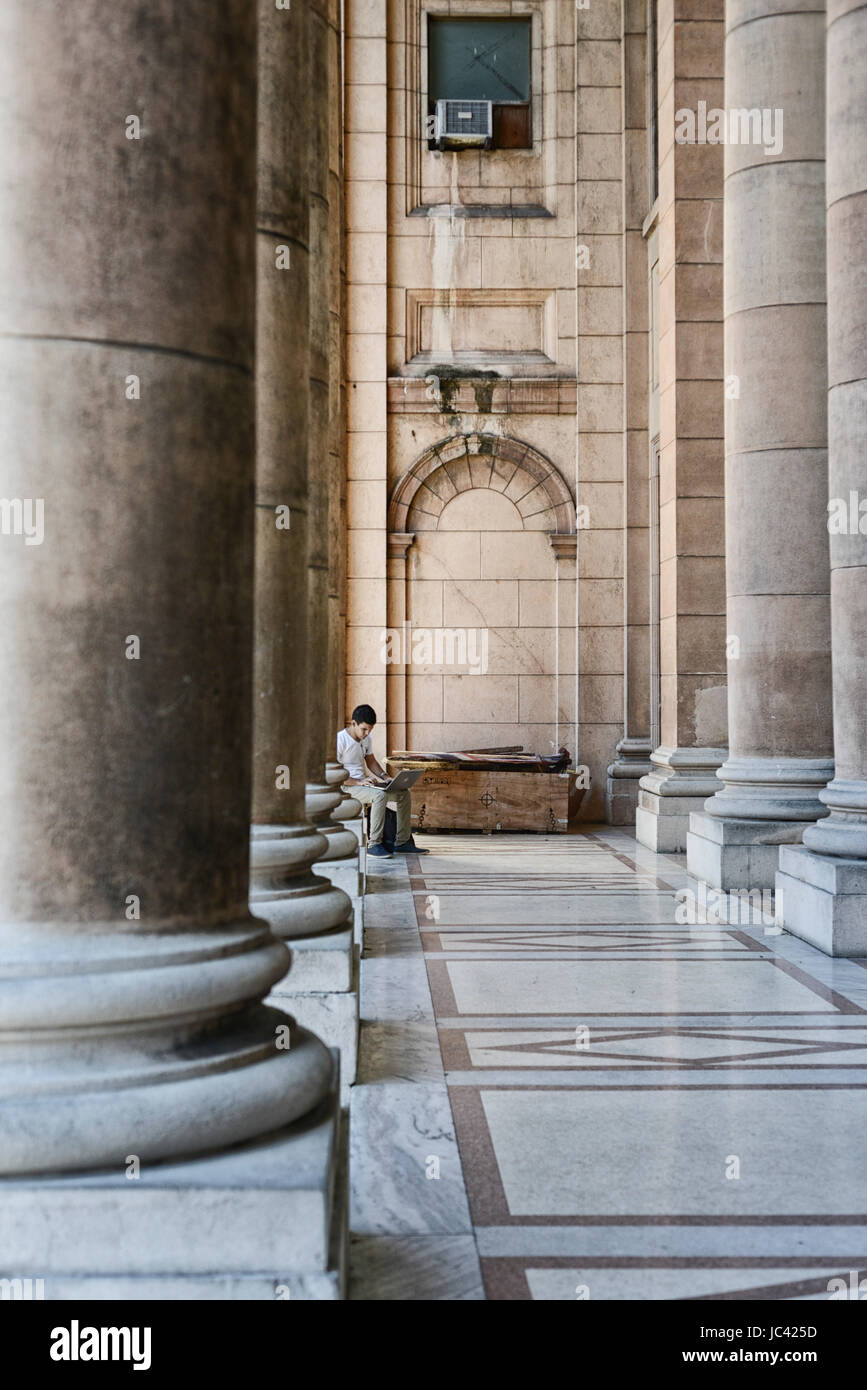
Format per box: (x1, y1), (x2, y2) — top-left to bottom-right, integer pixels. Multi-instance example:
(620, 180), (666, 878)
(379, 768), (424, 793)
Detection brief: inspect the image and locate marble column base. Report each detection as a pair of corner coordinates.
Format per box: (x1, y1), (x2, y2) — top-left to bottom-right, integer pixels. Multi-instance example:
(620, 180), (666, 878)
(326, 761), (362, 823)
(0, 1073), (346, 1300)
(317, 825), (361, 861)
(606, 738), (653, 825)
(306, 781), (358, 861)
(315, 850), (362, 911)
(703, 755), (834, 822)
(250, 824), (352, 939)
(332, 796), (362, 823)
(270, 929), (359, 1100)
(687, 812), (810, 890)
(776, 846), (867, 957)
(343, 816), (365, 847)
(635, 746), (727, 853)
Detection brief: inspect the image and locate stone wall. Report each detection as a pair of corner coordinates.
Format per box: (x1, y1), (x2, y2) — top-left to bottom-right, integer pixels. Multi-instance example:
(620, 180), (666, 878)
(345, 0), (634, 818)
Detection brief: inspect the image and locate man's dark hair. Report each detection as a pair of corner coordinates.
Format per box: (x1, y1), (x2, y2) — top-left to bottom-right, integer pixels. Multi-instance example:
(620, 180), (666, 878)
(352, 704), (377, 726)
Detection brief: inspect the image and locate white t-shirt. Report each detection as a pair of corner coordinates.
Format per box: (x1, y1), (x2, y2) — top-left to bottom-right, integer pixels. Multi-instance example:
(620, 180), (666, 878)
(337, 727), (372, 782)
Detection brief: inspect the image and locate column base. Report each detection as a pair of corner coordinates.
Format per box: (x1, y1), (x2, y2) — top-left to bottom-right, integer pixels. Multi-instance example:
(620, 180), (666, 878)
(776, 846), (867, 957)
(312, 846), (363, 950)
(0, 1075), (347, 1299)
(270, 927), (359, 1100)
(307, 780), (359, 861)
(703, 755), (834, 822)
(635, 745), (727, 852)
(317, 824), (361, 861)
(250, 824), (352, 939)
(326, 761), (361, 823)
(606, 738), (653, 825)
(342, 817), (364, 848)
(688, 812), (810, 890)
(313, 848), (362, 921)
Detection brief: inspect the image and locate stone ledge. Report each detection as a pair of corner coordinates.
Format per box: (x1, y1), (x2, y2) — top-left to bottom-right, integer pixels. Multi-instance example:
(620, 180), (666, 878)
(409, 203), (554, 219)
(387, 376), (577, 415)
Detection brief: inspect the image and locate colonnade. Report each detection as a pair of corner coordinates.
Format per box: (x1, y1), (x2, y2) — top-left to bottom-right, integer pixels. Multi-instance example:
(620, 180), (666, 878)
(0, 0), (865, 1307)
(0, 0), (358, 1296)
(636, 0), (867, 953)
(775, 0), (867, 953)
(688, 0), (835, 882)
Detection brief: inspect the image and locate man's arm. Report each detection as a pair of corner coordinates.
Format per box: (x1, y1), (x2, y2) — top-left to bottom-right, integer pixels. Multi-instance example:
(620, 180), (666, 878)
(364, 753), (389, 783)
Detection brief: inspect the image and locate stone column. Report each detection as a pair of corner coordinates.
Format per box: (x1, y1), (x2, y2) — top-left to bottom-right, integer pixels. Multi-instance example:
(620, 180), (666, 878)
(688, 0), (833, 890)
(306, 0), (360, 868)
(288, 0), (359, 1095)
(0, 0), (333, 1184)
(251, 0), (352, 946)
(327, 0), (362, 835)
(254, 0), (357, 1103)
(607, 1), (653, 823)
(777, 0), (867, 954)
(635, 3), (728, 853)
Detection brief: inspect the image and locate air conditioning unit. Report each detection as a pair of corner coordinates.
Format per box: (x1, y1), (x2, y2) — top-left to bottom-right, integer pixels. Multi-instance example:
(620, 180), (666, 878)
(434, 99), (493, 150)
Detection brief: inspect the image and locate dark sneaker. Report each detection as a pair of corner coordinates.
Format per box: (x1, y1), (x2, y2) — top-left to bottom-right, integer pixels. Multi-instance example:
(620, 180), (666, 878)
(393, 839), (428, 855)
(367, 843), (393, 858)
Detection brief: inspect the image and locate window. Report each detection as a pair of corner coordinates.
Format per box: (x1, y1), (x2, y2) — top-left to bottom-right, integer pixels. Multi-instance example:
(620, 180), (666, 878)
(428, 17), (533, 151)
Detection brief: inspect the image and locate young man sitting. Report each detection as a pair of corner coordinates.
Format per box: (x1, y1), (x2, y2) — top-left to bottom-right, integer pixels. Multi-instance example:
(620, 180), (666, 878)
(337, 704), (427, 858)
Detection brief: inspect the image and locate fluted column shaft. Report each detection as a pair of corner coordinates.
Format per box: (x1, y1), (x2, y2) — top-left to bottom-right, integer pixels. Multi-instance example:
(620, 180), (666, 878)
(251, 0), (351, 935)
(0, 0), (331, 1175)
(803, 0), (867, 860)
(704, 0), (833, 823)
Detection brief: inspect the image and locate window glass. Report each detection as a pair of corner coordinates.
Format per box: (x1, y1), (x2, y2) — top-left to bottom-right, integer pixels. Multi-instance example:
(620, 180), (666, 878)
(428, 18), (531, 104)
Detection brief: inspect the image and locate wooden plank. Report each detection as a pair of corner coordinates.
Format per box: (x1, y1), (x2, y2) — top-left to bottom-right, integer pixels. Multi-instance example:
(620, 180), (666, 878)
(461, 745), (524, 754)
(410, 769), (571, 833)
(388, 753), (563, 773)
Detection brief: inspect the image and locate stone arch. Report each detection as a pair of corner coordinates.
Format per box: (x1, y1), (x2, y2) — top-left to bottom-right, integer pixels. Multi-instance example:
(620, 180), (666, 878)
(388, 433), (575, 534)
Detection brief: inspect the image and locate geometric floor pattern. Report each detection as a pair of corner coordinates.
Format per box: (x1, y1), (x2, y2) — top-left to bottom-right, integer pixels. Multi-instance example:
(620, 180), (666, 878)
(350, 826), (867, 1300)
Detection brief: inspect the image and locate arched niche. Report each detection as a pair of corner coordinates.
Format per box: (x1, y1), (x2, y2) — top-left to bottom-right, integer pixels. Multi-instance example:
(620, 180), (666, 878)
(388, 432), (575, 535)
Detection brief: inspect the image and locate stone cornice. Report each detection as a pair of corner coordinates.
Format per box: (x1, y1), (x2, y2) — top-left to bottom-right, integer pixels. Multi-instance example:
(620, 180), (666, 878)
(387, 377), (577, 416)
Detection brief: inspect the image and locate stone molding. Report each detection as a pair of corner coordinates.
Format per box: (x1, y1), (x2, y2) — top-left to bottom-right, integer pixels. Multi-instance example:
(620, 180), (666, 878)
(387, 376), (576, 415)
(404, 288), (558, 369)
(548, 532), (577, 561)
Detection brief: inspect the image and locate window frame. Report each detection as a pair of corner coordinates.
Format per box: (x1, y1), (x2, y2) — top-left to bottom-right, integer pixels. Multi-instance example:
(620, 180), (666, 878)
(426, 14), (534, 153)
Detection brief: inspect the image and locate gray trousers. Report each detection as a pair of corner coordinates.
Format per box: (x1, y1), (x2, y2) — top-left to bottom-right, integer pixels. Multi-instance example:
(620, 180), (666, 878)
(350, 783), (412, 845)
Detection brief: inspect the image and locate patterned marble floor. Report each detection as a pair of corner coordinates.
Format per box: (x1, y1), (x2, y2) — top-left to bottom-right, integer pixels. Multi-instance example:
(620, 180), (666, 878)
(348, 826), (867, 1301)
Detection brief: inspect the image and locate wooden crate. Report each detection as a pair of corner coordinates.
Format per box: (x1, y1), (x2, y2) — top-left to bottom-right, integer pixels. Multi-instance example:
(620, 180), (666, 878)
(406, 768), (573, 833)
